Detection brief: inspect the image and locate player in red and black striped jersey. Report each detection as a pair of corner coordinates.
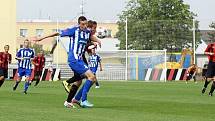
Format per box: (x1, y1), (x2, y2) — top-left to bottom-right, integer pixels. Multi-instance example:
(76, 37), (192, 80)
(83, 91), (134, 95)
(32, 50), (45, 86)
(0, 45), (12, 87)
(202, 43), (215, 96)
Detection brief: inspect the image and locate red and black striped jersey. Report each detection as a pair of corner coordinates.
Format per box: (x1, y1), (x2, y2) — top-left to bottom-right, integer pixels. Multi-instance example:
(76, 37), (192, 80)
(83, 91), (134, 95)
(0, 52), (11, 69)
(33, 56), (45, 72)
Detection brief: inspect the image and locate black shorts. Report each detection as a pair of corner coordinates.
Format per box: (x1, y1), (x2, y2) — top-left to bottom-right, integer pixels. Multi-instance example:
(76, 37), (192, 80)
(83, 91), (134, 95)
(0, 69), (4, 77)
(202, 69), (207, 77)
(34, 71), (42, 77)
(0, 69), (8, 78)
(206, 61), (215, 78)
(73, 72), (85, 80)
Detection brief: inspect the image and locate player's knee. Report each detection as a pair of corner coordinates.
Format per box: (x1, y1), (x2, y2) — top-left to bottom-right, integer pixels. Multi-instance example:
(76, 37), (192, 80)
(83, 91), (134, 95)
(0, 76), (4, 80)
(89, 74), (96, 82)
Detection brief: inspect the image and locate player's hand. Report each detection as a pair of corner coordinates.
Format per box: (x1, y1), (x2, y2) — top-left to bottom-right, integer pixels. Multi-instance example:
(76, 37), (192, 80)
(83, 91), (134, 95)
(209, 52), (214, 55)
(96, 40), (101, 48)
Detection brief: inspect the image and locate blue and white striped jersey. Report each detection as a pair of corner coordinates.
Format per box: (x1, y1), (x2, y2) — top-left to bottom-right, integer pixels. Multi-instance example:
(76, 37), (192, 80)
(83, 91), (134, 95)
(88, 54), (101, 73)
(60, 26), (91, 62)
(16, 48), (35, 69)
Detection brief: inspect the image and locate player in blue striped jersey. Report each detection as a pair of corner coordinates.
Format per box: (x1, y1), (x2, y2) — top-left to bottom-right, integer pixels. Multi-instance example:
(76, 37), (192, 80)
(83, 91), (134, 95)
(36, 16), (101, 108)
(88, 48), (102, 88)
(13, 39), (35, 94)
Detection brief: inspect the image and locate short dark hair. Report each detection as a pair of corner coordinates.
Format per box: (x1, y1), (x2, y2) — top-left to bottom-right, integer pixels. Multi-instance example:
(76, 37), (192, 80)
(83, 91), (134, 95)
(4, 45), (9, 48)
(78, 16), (87, 24)
(88, 20), (94, 28)
(92, 21), (97, 25)
(88, 20), (97, 28)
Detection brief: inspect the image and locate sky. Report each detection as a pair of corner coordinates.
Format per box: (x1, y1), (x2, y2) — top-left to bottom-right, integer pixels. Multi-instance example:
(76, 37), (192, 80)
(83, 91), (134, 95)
(17, 0), (215, 29)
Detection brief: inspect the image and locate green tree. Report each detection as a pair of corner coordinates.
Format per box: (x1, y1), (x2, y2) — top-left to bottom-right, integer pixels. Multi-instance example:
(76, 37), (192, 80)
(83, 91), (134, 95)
(208, 22), (215, 43)
(31, 43), (50, 55)
(117, 0), (200, 51)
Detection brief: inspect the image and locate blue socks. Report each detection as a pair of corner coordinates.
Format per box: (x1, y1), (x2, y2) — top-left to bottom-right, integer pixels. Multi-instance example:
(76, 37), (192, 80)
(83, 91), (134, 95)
(24, 81), (30, 92)
(82, 80), (93, 102)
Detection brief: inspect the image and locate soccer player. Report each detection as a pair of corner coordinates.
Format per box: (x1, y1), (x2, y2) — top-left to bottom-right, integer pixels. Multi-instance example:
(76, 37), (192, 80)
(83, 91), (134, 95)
(35, 16), (101, 108)
(62, 20), (98, 93)
(0, 45), (12, 87)
(185, 64), (197, 83)
(13, 39), (35, 94)
(201, 43), (215, 96)
(88, 48), (102, 88)
(32, 50), (45, 86)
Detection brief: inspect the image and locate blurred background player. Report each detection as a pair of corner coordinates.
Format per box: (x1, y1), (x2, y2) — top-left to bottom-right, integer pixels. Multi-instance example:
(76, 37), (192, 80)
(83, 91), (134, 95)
(88, 47), (102, 88)
(202, 43), (215, 96)
(13, 39), (35, 94)
(0, 45), (12, 87)
(186, 64), (197, 83)
(32, 50), (45, 86)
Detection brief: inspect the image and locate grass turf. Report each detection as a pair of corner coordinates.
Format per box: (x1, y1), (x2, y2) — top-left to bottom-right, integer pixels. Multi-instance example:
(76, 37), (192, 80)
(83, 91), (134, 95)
(0, 81), (215, 121)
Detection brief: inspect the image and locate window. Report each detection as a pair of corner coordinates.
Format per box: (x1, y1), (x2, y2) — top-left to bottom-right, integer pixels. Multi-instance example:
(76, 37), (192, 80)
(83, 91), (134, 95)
(52, 29), (60, 33)
(106, 29), (112, 37)
(20, 29), (28, 37)
(36, 29), (44, 37)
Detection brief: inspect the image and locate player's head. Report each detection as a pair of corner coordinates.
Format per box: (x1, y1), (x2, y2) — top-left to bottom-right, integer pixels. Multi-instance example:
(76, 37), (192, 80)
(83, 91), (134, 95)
(4, 45), (9, 52)
(91, 21), (97, 35)
(78, 16), (87, 30)
(23, 39), (30, 48)
(38, 50), (44, 57)
(88, 20), (97, 35)
(91, 48), (96, 55)
(192, 64), (197, 68)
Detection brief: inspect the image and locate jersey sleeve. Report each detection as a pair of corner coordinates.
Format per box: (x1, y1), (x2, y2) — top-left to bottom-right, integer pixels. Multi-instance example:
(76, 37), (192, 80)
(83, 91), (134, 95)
(31, 49), (35, 58)
(97, 55), (101, 62)
(205, 44), (212, 53)
(16, 49), (21, 58)
(59, 27), (76, 37)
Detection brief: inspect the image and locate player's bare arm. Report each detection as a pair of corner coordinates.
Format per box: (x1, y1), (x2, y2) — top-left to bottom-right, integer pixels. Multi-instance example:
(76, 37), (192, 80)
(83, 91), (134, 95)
(90, 35), (101, 47)
(36, 32), (59, 42)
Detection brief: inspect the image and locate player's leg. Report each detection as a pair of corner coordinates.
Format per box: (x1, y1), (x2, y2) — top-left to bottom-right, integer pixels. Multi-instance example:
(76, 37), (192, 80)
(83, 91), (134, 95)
(13, 68), (23, 91)
(209, 80), (215, 96)
(193, 75), (197, 83)
(34, 71), (42, 86)
(207, 62), (215, 96)
(202, 77), (211, 94)
(62, 73), (84, 93)
(202, 62), (213, 94)
(23, 69), (32, 94)
(66, 80), (82, 107)
(68, 60), (96, 108)
(186, 74), (191, 83)
(0, 69), (5, 87)
(64, 61), (87, 108)
(95, 75), (100, 88)
(81, 70), (96, 108)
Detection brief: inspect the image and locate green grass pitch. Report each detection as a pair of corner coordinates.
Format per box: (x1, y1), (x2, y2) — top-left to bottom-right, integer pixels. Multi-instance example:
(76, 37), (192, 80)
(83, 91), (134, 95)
(0, 81), (215, 121)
